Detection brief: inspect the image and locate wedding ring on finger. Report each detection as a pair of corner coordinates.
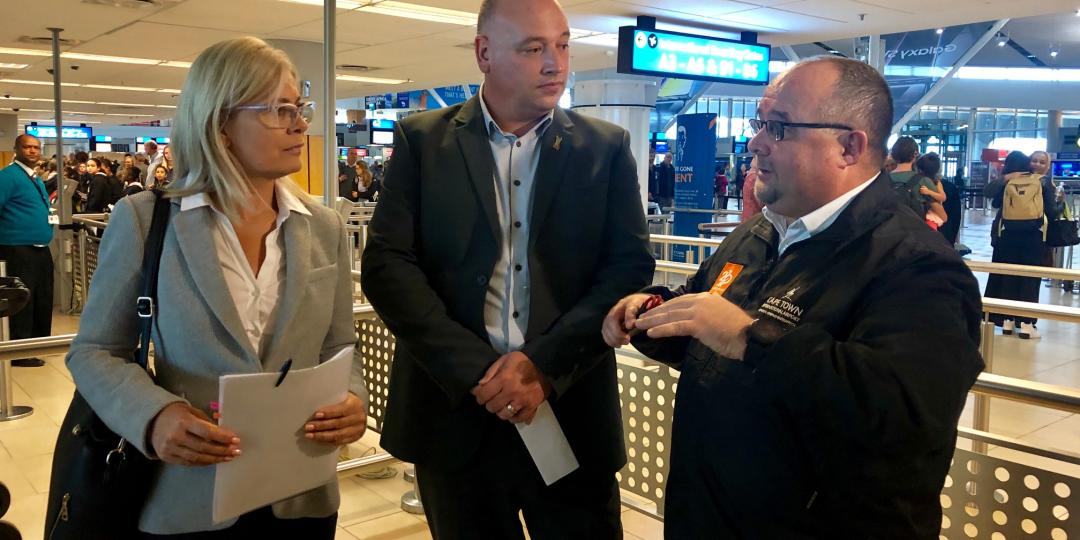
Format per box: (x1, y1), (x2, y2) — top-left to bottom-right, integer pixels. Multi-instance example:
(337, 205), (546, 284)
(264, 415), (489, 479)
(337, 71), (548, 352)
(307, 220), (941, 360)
(505, 403), (517, 415)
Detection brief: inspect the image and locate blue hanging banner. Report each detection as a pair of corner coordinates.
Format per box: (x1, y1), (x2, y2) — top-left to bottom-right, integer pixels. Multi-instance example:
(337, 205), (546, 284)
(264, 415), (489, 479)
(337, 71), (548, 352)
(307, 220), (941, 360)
(672, 113), (717, 263)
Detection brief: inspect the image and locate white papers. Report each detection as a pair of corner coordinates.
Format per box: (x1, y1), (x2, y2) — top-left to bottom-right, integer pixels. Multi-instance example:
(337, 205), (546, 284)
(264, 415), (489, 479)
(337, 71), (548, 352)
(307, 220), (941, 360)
(515, 401), (579, 485)
(212, 346), (353, 524)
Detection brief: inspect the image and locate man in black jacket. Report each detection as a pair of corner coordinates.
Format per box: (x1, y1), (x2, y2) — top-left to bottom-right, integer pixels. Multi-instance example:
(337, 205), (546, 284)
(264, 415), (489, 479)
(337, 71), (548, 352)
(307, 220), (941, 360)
(603, 57), (983, 539)
(361, 0), (653, 538)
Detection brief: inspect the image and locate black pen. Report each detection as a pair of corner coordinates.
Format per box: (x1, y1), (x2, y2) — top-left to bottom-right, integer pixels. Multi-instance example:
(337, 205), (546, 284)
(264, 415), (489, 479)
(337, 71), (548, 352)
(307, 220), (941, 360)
(274, 359), (293, 387)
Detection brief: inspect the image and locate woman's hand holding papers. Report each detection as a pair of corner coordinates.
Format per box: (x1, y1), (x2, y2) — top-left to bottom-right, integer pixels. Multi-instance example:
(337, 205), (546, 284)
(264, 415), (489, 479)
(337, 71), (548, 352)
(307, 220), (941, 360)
(303, 392), (368, 445)
(148, 402), (242, 466)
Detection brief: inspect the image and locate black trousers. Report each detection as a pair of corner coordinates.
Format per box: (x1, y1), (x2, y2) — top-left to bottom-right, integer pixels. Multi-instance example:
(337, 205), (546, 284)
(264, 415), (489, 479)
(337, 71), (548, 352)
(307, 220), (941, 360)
(0, 245), (53, 339)
(985, 229), (1043, 325)
(139, 507), (337, 539)
(416, 422), (622, 540)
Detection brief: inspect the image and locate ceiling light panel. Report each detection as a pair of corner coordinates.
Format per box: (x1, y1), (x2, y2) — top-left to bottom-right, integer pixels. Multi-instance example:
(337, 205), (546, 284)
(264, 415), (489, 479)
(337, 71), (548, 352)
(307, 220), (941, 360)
(361, 1), (477, 26)
(0, 46), (192, 68)
(84, 84), (159, 92)
(336, 74), (410, 84)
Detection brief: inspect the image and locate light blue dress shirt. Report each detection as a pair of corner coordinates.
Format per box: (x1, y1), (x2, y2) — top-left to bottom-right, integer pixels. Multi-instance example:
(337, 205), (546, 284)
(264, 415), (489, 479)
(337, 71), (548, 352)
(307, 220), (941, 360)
(762, 173), (880, 257)
(478, 89), (554, 354)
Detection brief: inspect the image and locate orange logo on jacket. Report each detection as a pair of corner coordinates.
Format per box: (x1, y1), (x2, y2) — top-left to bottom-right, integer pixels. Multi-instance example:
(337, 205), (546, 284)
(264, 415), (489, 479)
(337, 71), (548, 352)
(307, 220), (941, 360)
(709, 263), (744, 296)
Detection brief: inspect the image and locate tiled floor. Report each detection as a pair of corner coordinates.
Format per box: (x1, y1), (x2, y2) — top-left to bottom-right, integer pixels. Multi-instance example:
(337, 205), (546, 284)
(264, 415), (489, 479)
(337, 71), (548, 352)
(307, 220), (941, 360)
(2, 208), (1079, 539)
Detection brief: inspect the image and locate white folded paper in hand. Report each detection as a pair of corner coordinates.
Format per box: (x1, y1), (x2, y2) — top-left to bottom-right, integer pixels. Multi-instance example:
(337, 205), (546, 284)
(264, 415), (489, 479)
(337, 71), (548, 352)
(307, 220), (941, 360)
(212, 346), (353, 524)
(515, 401), (579, 485)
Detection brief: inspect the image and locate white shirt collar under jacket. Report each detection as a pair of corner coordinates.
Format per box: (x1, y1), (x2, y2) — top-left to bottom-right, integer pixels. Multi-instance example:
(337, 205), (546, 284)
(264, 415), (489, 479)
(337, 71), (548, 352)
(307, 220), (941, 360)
(762, 172), (879, 257)
(180, 179), (311, 356)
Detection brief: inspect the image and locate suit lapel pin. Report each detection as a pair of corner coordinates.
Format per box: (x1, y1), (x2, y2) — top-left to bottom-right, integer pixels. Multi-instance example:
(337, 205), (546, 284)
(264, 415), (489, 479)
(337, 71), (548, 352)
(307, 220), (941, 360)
(553, 135), (563, 151)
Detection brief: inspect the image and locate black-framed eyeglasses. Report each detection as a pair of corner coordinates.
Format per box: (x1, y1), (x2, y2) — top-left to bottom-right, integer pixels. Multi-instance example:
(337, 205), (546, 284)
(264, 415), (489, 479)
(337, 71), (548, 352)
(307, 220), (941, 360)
(748, 118), (853, 142)
(232, 101), (316, 129)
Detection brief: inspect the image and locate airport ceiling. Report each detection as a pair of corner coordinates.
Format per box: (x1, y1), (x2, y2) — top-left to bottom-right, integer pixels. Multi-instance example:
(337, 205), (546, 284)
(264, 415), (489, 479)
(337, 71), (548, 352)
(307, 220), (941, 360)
(0, 0), (1078, 126)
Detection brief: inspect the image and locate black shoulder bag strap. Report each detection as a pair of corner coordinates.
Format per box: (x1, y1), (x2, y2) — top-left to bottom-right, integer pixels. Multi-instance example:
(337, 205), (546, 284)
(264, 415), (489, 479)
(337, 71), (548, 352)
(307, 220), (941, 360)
(134, 190), (171, 372)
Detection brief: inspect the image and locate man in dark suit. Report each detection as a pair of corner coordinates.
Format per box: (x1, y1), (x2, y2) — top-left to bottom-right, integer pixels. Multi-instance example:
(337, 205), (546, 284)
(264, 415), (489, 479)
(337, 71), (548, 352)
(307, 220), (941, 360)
(361, 0), (654, 537)
(337, 148), (359, 201)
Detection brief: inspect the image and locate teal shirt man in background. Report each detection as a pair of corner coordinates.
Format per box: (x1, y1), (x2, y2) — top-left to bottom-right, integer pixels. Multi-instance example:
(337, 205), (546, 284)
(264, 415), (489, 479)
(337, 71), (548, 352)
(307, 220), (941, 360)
(0, 134), (55, 365)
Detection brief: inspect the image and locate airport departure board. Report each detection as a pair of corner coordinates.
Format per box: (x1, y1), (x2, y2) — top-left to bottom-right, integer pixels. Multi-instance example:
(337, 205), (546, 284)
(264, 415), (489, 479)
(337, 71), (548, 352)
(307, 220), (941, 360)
(617, 26), (770, 86)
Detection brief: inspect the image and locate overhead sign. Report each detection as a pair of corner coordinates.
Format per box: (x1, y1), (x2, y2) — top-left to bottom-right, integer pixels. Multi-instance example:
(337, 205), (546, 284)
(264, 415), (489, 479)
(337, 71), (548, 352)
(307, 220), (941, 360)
(618, 27), (770, 85)
(883, 22), (993, 127)
(25, 125), (93, 139)
(370, 118), (395, 130)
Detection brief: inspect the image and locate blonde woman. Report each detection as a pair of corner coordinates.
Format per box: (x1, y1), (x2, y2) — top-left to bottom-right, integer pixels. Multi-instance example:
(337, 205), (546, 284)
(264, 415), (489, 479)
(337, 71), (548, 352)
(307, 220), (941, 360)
(65, 37), (366, 537)
(353, 160), (378, 201)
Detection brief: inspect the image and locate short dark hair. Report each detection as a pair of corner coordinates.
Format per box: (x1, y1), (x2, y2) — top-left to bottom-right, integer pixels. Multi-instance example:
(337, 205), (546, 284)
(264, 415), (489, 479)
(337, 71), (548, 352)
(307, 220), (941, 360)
(14, 133), (38, 149)
(916, 152), (941, 178)
(797, 56), (893, 161)
(891, 136), (919, 164)
(1003, 151), (1030, 175)
(75, 151), (89, 163)
(477, 0), (498, 34)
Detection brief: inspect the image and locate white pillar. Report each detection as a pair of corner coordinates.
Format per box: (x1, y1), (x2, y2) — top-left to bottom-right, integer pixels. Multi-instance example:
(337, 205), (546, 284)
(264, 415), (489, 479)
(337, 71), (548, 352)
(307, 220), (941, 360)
(1048, 110), (1064, 154)
(572, 78), (658, 212)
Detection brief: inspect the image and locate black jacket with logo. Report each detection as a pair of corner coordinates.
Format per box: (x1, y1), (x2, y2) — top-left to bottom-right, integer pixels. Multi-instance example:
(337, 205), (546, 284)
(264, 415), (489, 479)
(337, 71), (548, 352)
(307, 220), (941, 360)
(634, 173), (984, 539)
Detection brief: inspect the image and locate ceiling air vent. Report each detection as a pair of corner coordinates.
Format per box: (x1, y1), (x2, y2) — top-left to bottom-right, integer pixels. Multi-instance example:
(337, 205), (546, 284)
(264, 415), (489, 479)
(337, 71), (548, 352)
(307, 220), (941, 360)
(337, 64), (374, 72)
(18, 36), (81, 47)
(81, 0), (181, 8)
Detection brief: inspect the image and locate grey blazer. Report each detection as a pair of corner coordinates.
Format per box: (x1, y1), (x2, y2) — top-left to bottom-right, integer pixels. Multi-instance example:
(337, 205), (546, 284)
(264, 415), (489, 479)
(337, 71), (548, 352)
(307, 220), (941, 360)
(66, 190), (363, 534)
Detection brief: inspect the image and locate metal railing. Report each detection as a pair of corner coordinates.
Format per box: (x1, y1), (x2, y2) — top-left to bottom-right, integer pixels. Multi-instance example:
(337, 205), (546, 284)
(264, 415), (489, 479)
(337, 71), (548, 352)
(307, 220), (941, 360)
(4, 300), (1079, 533)
(0, 305), (394, 476)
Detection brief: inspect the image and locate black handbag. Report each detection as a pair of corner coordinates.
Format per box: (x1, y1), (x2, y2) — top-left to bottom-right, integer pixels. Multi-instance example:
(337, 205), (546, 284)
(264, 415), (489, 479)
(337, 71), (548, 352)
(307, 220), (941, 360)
(1046, 218), (1080, 247)
(44, 191), (172, 540)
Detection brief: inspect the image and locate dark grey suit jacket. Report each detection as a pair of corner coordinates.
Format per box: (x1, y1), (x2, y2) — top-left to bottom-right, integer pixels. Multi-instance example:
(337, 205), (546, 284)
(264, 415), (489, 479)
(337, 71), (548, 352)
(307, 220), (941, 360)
(66, 190), (362, 534)
(362, 96), (654, 473)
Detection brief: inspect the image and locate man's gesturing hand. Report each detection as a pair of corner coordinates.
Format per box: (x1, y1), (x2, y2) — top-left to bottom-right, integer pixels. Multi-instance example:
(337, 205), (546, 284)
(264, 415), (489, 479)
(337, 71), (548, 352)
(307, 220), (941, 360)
(634, 292), (754, 360)
(471, 352), (553, 424)
(602, 293), (654, 348)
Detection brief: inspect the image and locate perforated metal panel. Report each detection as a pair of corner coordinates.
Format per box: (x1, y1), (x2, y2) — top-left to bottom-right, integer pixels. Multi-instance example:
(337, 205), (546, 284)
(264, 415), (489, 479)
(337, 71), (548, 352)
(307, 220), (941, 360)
(356, 317), (395, 432)
(940, 448), (1076, 539)
(615, 361), (679, 515)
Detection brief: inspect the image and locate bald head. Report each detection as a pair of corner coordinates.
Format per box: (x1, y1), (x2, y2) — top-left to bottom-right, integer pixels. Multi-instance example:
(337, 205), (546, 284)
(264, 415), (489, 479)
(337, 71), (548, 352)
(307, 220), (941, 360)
(14, 134), (41, 167)
(778, 56), (893, 161)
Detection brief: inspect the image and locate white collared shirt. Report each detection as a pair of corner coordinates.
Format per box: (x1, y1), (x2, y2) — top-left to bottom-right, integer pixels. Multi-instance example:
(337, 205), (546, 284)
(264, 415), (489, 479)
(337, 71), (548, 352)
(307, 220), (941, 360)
(13, 160), (35, 179)
(478, 86), (554, 354)
(762, 173), (880, 256)
(180, 180), (312, 355)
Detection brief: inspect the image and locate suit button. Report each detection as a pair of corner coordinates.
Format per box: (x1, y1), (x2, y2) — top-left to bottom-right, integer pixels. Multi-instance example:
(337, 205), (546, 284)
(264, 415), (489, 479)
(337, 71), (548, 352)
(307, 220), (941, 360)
(512, 311), (519, 318)
(514, 221), (522, 228)
(514, 264), (522, 271)
(513, 180), (521, 187)
(477, 275), (488, 285)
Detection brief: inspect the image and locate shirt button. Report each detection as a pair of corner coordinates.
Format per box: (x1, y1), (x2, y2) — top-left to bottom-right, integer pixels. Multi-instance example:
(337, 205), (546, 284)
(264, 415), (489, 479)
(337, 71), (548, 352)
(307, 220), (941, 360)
(514, 221), (522, 228)
(515, 264), (522, 271)
(515, 141), (522, 148)
(477, 275), (488, 285)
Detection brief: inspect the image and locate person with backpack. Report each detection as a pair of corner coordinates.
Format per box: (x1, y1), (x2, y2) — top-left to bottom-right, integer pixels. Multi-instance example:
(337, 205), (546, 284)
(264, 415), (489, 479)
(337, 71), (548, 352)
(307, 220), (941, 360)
(984, 150), (1063, 339)
(889, 136), (937, 224)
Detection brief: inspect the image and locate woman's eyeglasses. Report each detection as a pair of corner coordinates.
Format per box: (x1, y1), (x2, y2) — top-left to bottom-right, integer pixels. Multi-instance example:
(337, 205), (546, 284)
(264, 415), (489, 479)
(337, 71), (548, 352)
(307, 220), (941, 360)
(748, 118), (853, 142)
(233, 101), (316, 129)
